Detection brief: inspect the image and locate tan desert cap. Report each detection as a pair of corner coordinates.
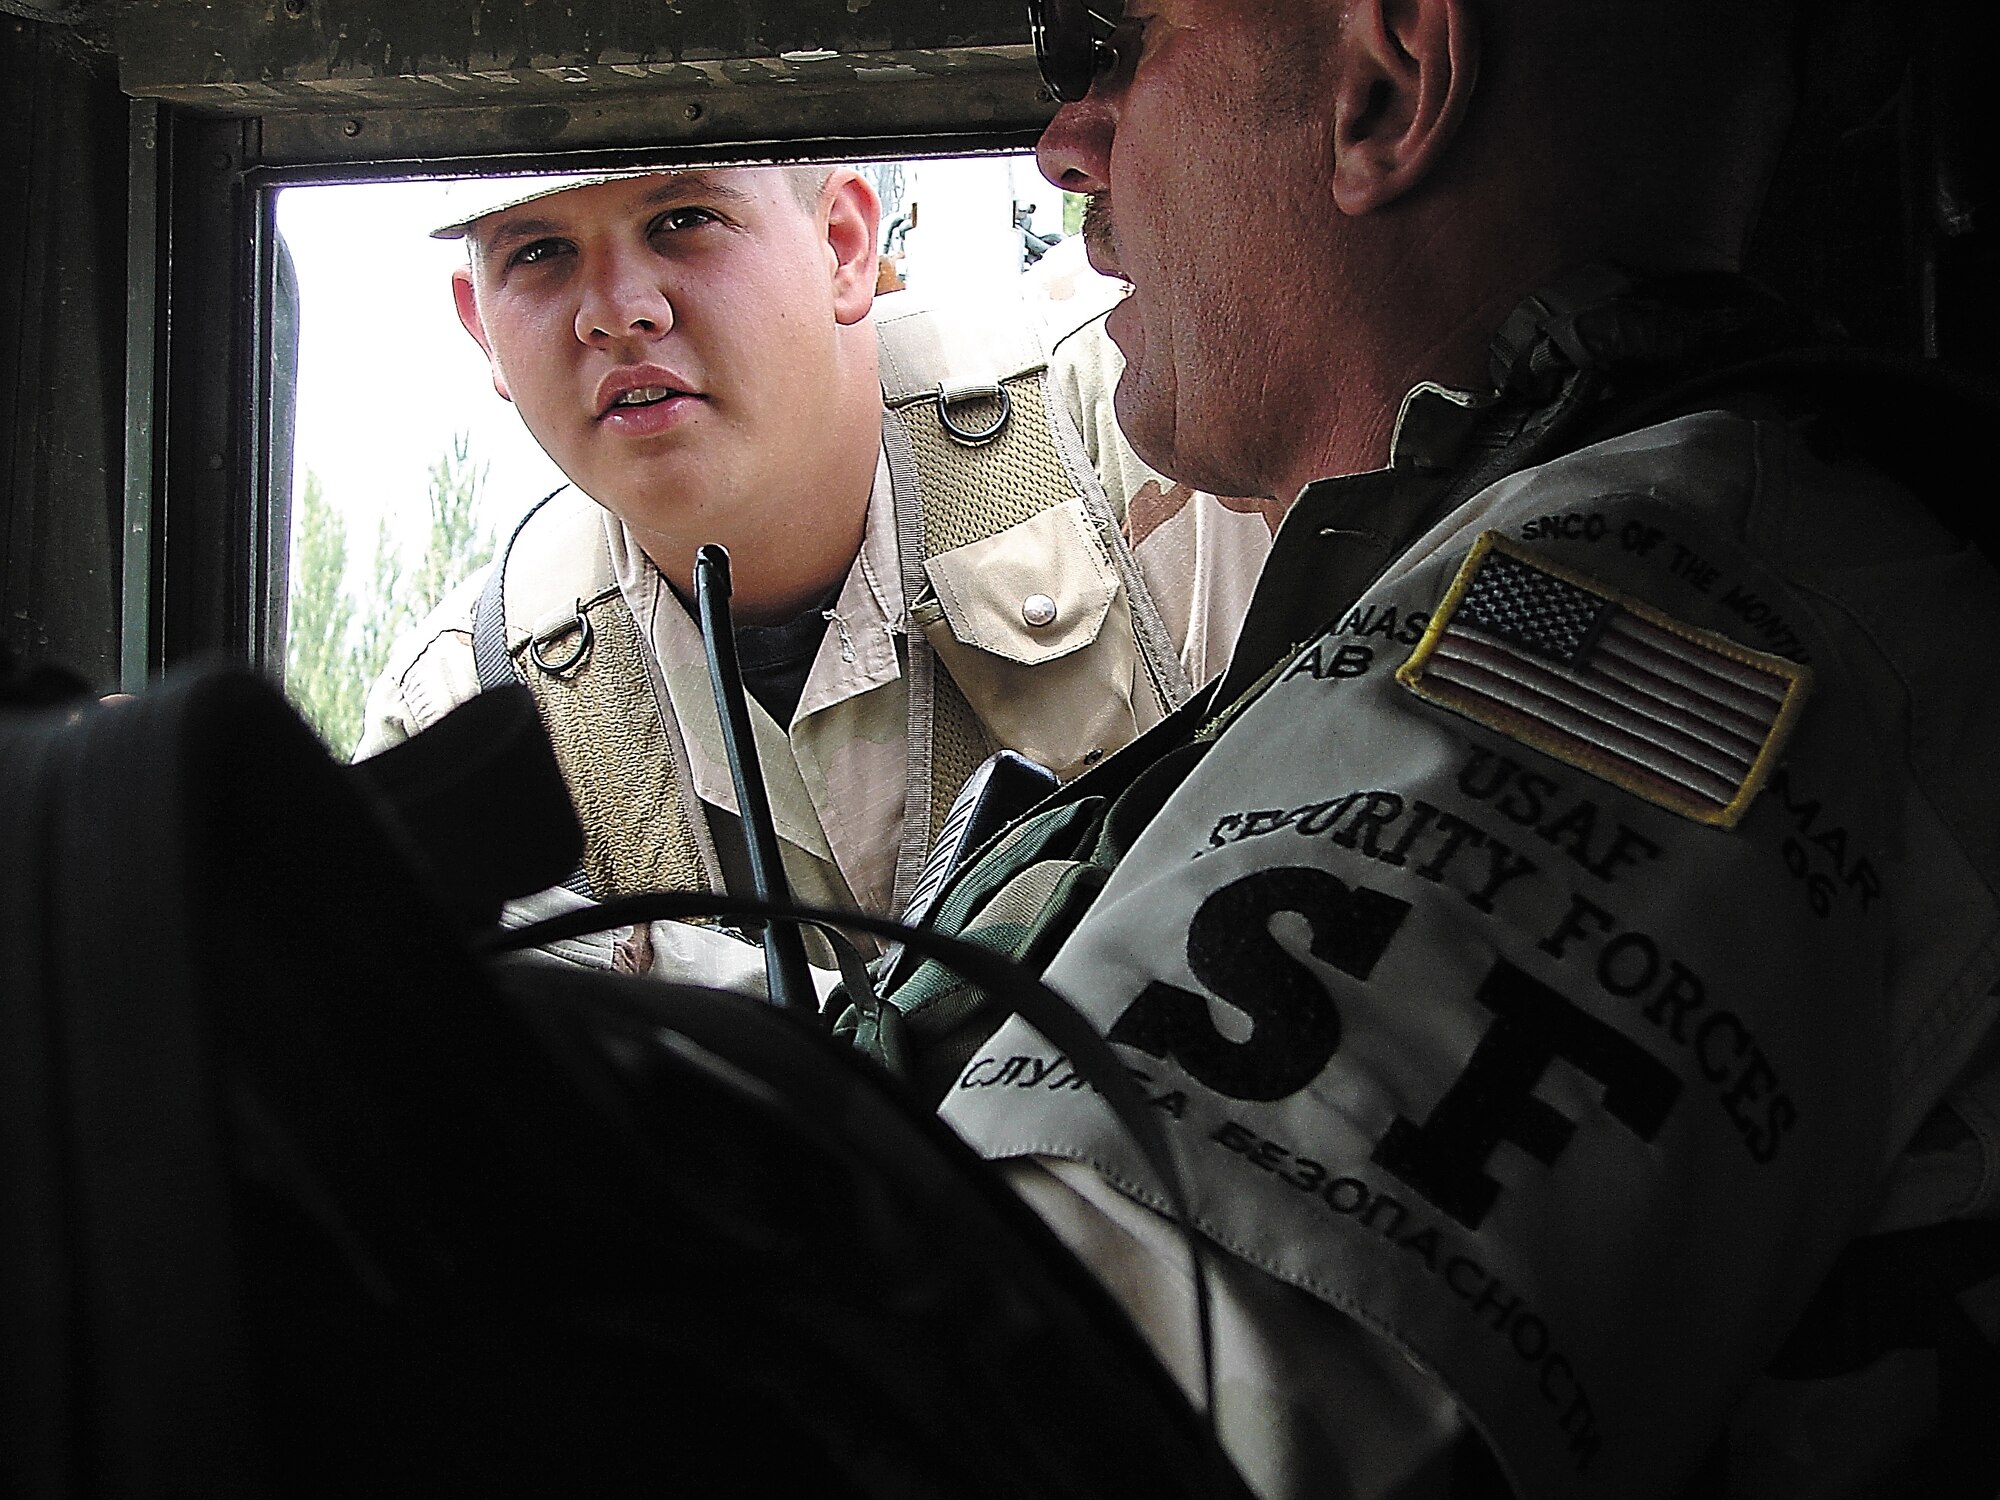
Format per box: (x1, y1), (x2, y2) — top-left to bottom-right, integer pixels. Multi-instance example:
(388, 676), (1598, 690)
(428, 170), (663, 240)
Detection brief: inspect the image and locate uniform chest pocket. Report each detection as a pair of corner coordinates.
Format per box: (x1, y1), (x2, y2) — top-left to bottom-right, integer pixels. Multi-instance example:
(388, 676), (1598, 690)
(917, 497), (1141, 779)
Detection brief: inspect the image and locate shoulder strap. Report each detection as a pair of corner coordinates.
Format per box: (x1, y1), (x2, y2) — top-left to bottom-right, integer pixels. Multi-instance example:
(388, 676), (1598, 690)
(471, 488), (564, 692)
(476, 489), (713, 903)
(470, 558), (513, 692)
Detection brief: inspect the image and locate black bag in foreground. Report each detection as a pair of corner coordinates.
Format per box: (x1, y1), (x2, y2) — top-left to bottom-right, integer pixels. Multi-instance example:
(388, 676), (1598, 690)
(0, 668), (1247, 1500)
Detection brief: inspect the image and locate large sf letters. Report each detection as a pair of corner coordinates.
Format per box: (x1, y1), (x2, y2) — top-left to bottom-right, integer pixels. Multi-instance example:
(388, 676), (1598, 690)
(1107, 867), (1411, 1102)
(1108, 868), (1684, 1230)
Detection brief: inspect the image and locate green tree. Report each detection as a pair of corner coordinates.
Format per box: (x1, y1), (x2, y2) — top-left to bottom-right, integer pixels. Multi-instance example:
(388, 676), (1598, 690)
(350, 514), (410, 726)
(283, 469), (367, 754)
(281, 434), (495, 760)
(411, 432), (495, 620)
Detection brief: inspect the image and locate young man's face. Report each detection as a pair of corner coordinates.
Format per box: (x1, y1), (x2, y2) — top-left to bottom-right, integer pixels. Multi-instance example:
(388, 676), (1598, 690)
(452, 167), (879, 556)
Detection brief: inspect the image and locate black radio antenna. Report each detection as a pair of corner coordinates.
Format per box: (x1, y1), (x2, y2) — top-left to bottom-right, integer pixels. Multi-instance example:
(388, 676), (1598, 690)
(693, 545), (818, 1015)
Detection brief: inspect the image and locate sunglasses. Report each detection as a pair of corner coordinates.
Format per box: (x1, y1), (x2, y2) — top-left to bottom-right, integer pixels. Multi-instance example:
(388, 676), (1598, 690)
(1028, 0), (1125, 103)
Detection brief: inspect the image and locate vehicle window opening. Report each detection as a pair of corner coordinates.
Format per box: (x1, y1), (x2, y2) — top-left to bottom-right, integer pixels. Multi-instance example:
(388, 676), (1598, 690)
(272, 153), (1084, 758)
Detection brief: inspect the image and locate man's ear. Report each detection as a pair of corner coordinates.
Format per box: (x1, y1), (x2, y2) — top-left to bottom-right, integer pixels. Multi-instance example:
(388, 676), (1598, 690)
(1329, 0), (1479, 215)
(451, 264), (511, 402)
(820, 169), (882, 325)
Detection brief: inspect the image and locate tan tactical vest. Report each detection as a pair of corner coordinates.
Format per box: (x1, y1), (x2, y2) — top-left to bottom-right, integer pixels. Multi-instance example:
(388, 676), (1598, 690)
(476, 294), (1191, 913)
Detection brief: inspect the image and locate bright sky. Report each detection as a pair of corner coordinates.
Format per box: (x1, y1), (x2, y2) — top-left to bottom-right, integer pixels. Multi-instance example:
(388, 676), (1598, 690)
(275, 178), (567, 569)
(273, 154), (1065, 597)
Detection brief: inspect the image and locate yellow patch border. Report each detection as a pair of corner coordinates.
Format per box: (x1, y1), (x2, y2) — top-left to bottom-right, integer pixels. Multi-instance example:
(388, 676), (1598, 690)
(1394, 531), (1813, 829)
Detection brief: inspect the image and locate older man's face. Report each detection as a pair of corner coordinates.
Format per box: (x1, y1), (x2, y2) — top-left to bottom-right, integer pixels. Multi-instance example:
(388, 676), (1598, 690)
(1037, 0), (1344, 500)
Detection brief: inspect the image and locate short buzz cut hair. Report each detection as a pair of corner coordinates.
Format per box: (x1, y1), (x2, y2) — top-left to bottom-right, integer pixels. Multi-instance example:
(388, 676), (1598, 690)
(781, 163), (834, 212)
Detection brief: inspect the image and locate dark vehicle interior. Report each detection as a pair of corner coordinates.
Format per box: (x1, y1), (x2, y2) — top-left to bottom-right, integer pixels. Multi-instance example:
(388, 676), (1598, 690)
(3, 1), (1998, 1495)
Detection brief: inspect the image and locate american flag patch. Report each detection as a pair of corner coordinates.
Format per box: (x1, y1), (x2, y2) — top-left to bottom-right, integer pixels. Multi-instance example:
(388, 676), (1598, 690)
(1396, 533), (1811, 827)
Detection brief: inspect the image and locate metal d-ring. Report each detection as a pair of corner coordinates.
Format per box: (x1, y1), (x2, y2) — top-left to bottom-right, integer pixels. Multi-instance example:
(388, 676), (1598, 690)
(936, 381), (1011, 446)
(528, 610), (593, 675)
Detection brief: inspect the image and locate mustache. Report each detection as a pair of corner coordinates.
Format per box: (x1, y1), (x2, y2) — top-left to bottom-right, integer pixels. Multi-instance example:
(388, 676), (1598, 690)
(1081, 193), (1120, 271)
